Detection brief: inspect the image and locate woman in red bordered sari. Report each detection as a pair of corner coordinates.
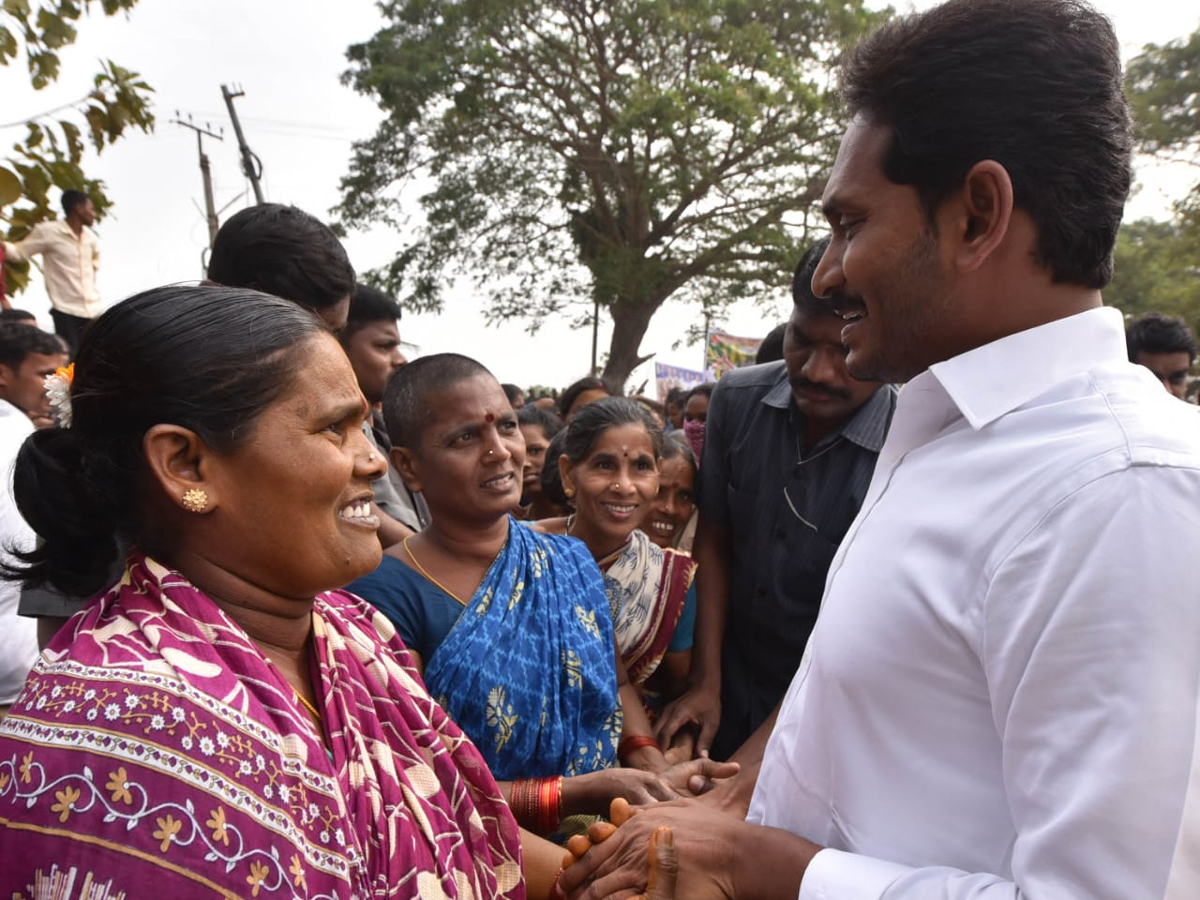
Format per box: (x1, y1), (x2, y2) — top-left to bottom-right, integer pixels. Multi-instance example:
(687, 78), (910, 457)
(0, 286), (563, 899)
(539, 398), (698, 717)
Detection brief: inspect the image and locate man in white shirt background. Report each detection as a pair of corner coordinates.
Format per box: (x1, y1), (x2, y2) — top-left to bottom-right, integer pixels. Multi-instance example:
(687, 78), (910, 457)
(0, 323), (66, 718)
(2, 190), (102, 358)
(1126, 311), (1196, 401)
(561, 0), (1200, 898)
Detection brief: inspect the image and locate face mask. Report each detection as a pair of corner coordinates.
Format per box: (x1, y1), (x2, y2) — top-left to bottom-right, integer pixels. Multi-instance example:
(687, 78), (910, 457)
(683, 418), (706, 465)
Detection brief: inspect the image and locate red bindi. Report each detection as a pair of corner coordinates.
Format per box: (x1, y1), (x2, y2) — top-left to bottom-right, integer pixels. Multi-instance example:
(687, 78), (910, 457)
(485, 412), (495, 423)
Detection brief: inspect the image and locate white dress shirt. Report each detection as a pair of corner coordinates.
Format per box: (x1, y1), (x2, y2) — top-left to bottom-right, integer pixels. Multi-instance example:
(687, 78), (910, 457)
(3, 220), (102, 318)
(0, 400), (36, 705)
(749, 307), (1200, 900)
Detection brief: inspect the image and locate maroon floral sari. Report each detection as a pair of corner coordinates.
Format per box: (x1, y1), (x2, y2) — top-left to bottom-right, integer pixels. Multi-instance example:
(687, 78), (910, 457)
(0, 551), (523, 899)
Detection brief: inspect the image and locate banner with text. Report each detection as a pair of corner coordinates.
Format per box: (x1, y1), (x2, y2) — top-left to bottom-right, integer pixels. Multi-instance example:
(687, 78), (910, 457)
(704, 330), (763, 381)
(655, 362), (706, 402)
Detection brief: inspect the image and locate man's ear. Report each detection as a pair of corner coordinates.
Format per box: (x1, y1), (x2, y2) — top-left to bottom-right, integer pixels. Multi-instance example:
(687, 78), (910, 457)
(0, 363), (15, 394)
(953, 160), (1014, 273)
(390, 445), (421, 493)
(142, 424), (220, 514)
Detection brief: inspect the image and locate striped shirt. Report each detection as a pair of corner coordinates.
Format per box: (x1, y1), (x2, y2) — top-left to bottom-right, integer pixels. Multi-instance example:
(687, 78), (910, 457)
(699, 361), (896, 752)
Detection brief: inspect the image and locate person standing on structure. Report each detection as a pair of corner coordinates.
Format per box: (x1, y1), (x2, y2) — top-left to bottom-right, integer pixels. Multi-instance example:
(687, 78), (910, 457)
(2, 190), (102, 357)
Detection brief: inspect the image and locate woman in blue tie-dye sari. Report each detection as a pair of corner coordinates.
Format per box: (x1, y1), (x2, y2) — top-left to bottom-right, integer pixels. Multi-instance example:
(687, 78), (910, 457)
(348, 354), (733, 840)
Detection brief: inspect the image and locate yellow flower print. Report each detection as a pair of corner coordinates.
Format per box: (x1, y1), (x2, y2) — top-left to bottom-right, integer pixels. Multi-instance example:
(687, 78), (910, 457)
(508, 580), (525, 610)
(563, 649), (582, 688)
(247, 860), (270, 897)
(289, 853), (307, 890)
(153, 814), (182, 853)
(51, 786), (81, 823)
(206, 806), (230, 846)
(485, 686), (519, 755)
(574, 605), (601, 639)
(19, 751), (33, 784)
(105, 767), (132, 805)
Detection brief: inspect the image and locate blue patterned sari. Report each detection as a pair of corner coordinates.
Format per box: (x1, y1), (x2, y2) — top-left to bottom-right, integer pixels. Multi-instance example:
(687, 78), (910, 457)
(423, 520), (622, 780)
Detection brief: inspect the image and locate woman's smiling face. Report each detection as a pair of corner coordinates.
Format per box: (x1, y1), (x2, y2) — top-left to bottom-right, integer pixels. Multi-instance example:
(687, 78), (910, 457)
(561, 422), (659, 555)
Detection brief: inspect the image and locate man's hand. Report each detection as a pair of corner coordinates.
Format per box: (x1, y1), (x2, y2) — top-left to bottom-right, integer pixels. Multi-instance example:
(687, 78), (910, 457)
(655, 683), (722, 758)
(640, 828), (678, 900)
(561, 799), (741, 900)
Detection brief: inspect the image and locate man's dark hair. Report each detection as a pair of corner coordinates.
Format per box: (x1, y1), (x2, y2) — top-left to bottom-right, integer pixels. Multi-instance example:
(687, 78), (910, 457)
(1126, 313), (1198, 364)
(756, 324), (787, 364)
(0, 309), (37, 325)
(840, 0), (1131, 288)
(207, 203), (356, 314)
(791, 237), (836, 319)
(0, 323), (67, 370)
(383, 353), (492, 450)
(342, 283), (402, 341)
(61, 190), (89, 216)
(517, 405), (565, 440)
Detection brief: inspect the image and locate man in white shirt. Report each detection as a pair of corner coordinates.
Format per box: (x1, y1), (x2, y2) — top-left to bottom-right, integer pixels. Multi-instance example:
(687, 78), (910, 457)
(561, 1), (1200, 898)
(0, 324), (64, 716)
(2, 191), (102, 357)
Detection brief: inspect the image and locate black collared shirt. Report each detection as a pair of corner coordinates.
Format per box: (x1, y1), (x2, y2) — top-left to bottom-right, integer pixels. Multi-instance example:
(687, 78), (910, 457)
(698, 361), (897, 754)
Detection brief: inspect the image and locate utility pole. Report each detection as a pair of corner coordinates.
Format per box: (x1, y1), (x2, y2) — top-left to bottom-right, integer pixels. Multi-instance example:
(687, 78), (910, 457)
(591, 296), (601, 375)
(171, 113), (224, 253)
(221, 83), (264, 204)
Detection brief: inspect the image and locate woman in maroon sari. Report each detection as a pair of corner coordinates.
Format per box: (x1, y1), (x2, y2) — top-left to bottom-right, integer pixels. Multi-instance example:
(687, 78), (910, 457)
(0, 286), (553, 898)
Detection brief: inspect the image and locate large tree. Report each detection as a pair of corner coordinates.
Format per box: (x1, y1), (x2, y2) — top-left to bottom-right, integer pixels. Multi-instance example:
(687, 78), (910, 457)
(1115, 27), (1200, 331)
(338, 0), (882, 388)
(1, 0), (154, 296)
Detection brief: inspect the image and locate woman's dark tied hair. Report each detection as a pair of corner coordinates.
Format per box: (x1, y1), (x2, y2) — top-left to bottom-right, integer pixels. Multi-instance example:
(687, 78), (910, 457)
(558, 376), (613, 420)
(840, 0), (1132, 288)
(561, 396), (664, 464)
(5, 284), (324, 598)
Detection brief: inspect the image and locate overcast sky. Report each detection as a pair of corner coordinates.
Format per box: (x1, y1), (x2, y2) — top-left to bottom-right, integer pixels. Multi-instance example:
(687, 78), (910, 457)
(2, 0), (1197, 391)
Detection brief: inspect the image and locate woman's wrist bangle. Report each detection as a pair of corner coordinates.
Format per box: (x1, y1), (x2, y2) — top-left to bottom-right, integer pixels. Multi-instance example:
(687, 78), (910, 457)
(618, 733), (662, 763)
(511, 776), (563, 835)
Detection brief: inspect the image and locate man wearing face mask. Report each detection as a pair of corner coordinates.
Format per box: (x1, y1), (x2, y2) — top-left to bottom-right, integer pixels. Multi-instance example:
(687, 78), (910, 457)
(657, 237), (897, 761)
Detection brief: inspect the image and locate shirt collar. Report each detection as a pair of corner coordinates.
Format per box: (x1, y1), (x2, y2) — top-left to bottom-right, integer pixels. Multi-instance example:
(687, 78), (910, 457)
(927, 306), (1126, 430)
(764, 361), (896, 452)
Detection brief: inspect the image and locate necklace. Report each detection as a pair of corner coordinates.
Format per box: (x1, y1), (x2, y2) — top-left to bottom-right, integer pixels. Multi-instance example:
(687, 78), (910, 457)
(403, 536), (465, 601)
(405, 535), (502, 606)
(294, 689), (322, 723)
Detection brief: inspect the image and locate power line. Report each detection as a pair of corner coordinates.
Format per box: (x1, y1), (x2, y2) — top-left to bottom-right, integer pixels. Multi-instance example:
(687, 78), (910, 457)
(0, 95), (90, 130)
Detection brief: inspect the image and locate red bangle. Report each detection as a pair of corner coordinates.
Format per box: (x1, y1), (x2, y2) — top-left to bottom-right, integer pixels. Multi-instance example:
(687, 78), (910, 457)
(512, 776), (563, 835)
(550, 868), (567, 900)
(618, 733), (661, 762)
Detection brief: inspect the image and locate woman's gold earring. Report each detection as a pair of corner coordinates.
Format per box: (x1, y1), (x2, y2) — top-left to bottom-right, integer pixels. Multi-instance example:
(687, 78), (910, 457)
(182, 488), (209, 513)
(564, 486), (575, 499)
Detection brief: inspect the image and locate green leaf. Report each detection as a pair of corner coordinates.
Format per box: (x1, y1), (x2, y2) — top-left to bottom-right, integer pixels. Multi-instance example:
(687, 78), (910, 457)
(0, 166), (22, 206)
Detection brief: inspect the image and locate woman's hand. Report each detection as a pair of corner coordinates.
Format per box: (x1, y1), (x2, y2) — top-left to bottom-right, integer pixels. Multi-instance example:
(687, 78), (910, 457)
(660, 757), (739, 796)
(565, 768), (681, 815)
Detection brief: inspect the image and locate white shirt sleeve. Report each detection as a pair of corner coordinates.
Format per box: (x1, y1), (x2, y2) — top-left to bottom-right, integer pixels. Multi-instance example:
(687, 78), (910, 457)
(799, 464), (1200, 900)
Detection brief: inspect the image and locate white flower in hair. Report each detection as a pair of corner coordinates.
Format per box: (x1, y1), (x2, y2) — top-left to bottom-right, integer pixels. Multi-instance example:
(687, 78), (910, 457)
(44, 363), (74, 428)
